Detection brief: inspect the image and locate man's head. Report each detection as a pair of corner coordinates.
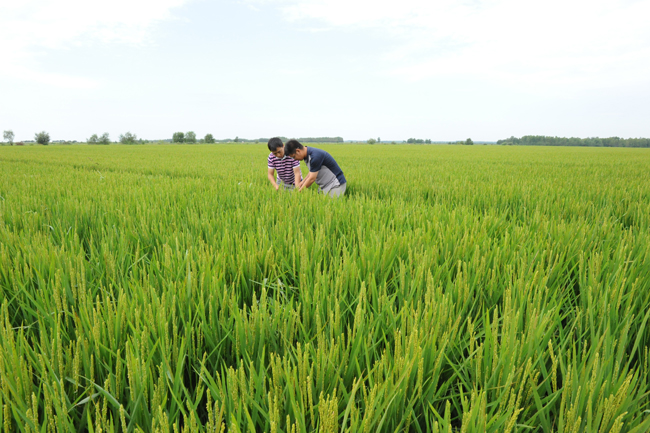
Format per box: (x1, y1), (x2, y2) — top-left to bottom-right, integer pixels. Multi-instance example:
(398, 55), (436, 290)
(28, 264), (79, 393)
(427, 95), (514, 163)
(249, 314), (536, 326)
(285, 139), (308, 160)
(267, 137), (285, 158)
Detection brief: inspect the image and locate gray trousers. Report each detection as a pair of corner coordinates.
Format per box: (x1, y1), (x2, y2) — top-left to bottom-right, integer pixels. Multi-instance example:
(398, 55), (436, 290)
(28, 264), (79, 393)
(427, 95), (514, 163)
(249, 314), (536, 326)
(326, 183), (347, 197)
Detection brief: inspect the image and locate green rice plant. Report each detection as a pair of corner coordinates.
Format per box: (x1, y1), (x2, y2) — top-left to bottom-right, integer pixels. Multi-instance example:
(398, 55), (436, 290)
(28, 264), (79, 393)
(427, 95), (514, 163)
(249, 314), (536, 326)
(0, 144), (649, 432)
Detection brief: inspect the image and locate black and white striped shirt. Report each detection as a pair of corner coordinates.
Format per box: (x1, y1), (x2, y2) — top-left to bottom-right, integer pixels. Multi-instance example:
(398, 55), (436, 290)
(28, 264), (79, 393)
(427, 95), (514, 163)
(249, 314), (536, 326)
(267, 153), (302, 185)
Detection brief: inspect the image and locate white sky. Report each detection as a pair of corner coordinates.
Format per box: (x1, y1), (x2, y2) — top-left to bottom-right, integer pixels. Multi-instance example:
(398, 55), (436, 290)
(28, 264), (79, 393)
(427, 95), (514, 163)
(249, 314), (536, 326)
(1, 0), (649, 142)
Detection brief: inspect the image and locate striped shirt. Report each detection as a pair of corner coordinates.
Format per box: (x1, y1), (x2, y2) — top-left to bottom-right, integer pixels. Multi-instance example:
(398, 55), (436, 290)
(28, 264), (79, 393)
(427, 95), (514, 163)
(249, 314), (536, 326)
(267, 153), (302, 185)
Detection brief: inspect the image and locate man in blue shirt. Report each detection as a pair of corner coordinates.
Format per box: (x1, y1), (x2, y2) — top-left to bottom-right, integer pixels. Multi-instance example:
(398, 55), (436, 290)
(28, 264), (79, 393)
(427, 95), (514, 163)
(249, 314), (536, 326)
(284, 139), (347, 197)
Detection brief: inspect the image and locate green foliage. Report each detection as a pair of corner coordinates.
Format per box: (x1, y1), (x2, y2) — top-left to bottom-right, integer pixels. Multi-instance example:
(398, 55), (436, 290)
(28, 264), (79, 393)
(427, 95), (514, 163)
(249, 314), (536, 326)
(172, 132), (185, 143)
(87, 134), (99, 144)
(185, 131), (196, 143)
(297, 136), (344, 143)
(3, 130), (14, 145)
(98, 133), (111, 145)
(465, 138), (474, 145)
(119, 132), (137, 144)
(407, 138), (432, 144)
(35, 130), (50, 145)
(204, 133), (215, 144)
(497, 135), (650, 147)
(367, 138), (377, 144)
(217, 137), (344, 144)
(0, 144), (650, 432)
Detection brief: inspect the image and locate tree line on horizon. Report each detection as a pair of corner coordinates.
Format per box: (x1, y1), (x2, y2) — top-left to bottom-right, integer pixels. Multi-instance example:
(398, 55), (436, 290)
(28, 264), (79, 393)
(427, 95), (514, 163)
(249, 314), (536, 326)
(5, 131), (649, 148)
(170, 134), (345, 144)
(1, 130), (148, 145)
(2, 130), (51, 146)
(497, 135), (650, 148)
(0, 131), (346, 145)
(221, 136), (345, 144)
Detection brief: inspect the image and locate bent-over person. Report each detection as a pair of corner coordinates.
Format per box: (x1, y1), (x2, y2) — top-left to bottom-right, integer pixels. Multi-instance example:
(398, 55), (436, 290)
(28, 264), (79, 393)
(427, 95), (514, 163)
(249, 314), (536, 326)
(284, 139), (347, 197)
(266, 137), (303, 190)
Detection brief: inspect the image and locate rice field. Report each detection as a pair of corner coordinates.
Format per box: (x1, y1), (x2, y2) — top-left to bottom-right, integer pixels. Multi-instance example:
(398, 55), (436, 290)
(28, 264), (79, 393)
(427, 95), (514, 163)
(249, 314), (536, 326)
(1, 143), (649, 432)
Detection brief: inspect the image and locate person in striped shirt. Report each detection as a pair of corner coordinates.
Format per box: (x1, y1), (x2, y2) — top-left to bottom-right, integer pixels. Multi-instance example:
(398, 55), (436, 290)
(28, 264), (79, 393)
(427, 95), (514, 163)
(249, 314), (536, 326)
(267, 137), (303, 190)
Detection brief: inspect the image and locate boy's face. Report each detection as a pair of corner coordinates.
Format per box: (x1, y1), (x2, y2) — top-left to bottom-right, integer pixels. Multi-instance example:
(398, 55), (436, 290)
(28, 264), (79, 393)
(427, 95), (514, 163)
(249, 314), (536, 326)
(271, 146), (285, 158)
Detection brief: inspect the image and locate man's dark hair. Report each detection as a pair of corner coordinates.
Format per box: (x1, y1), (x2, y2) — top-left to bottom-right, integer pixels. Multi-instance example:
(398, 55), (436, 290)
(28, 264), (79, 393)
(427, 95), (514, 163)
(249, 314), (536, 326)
(284, 139), (304, 156)
(268, 137), (284, 152)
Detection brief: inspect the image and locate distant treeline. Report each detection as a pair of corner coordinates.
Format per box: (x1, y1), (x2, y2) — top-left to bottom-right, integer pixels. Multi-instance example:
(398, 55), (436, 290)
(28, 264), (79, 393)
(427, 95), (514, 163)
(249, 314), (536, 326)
(252, 137), (344, 143)
(497, 135), (650, 148)
(208, 136), (345, 143)
(298, 136), (344, 143)
(163, 135), (345, 144)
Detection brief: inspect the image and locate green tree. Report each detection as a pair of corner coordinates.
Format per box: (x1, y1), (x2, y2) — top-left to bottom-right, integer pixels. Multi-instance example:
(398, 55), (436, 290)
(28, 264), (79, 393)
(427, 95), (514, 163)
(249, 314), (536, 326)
(3, 130), (14, 145)
(35, 131), (50, 145)
(87, 134), (99, 144)
(119, 132), (137, 144)
(496, 135), (650, 148)
(465, 138), (474, 145)
(377, 137), (381, 143)
(185, 131), (197, 143)
(234, 136), (239, 143)
(98, 133), (111, 145)
(367, 138), (377, 144)
(172, 132), (185, 143)
(204, 133), (215, 144)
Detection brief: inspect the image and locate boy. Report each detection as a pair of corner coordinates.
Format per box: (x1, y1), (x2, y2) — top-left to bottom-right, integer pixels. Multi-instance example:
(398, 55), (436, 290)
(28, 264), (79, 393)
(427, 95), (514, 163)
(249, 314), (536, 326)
(284, 139), (346, 197)
(267, 137), (303, 190)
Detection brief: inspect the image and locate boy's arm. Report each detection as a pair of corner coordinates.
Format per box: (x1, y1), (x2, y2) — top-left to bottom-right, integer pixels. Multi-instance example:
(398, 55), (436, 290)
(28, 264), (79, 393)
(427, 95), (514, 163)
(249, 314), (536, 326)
(293, 166), (303, 188)
(298, 171), (318, 192)
(267, 168), (279, 190)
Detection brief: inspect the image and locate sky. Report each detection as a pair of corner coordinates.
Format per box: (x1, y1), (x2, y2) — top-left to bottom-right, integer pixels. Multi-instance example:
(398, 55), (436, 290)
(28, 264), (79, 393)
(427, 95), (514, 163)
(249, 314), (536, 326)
(1, 0), (650, 142)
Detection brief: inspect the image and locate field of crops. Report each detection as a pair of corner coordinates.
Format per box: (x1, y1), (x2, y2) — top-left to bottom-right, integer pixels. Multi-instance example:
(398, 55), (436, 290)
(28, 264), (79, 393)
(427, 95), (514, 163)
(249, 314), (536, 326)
(1, 144), (649, 432)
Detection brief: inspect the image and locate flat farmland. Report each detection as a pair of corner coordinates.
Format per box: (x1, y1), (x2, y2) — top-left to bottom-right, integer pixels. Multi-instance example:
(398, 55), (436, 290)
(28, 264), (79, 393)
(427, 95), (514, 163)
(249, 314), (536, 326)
(1, 144), (649, 432)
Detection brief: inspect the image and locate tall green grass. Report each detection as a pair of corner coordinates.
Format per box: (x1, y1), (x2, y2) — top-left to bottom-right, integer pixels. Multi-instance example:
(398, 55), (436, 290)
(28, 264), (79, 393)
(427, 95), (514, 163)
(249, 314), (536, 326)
(0, 144), (649, 432)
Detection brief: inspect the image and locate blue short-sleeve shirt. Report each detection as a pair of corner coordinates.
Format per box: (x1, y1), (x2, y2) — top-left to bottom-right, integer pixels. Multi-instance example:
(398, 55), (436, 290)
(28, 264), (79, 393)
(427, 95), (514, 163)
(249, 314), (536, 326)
(305, 147), (346, 192)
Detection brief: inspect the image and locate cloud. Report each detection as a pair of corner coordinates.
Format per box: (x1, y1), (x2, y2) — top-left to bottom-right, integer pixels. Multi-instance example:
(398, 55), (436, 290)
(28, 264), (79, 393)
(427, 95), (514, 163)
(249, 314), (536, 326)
(0, 0), (191, 87)
(3, 65), (99, 89)
(249, 0), (650, 92)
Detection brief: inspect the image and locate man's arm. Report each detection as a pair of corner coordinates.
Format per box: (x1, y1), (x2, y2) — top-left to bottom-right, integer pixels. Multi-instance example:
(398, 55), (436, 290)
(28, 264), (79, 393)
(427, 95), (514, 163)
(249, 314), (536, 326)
(293, 166), (303, 188)
(267, 168), (279, 190)
(298, 171), (318, 192)
(299, 149), (322, 192)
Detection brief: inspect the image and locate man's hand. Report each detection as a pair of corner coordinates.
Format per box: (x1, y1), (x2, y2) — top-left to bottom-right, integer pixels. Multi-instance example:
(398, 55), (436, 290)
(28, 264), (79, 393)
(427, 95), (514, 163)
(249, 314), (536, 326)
(299, 171), (318, 192)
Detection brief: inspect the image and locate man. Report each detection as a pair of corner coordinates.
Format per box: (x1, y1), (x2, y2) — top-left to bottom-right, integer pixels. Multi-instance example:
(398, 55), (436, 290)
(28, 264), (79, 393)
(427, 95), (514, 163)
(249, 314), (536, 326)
(284, 139), (347, 197)
(267, 137), (303, 190)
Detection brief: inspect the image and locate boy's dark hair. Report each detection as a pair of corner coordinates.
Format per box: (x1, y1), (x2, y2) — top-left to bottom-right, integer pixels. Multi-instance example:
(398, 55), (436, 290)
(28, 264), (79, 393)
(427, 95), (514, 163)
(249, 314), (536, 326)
(284, 139), (303, 156)
(267, 137), (284, 152)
